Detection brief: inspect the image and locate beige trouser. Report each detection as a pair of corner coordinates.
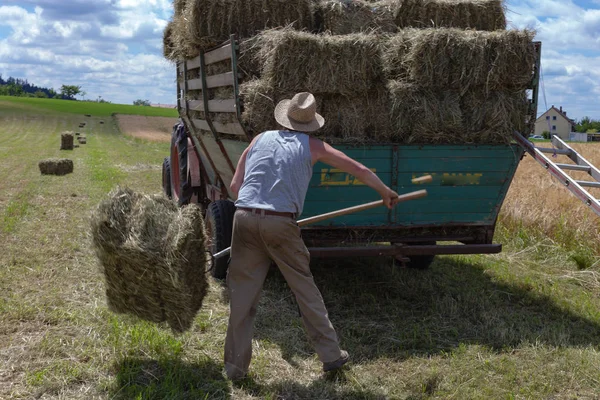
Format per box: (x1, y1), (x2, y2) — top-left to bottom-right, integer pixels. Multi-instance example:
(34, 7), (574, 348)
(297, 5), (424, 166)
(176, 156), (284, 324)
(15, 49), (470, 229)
(224, 209), (341, 378)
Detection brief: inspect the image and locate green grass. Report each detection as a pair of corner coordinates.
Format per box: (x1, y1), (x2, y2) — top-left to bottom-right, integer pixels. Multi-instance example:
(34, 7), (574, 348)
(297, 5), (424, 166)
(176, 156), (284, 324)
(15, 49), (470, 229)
(0, 96), (178, 117)
(1, 99), (600, 399)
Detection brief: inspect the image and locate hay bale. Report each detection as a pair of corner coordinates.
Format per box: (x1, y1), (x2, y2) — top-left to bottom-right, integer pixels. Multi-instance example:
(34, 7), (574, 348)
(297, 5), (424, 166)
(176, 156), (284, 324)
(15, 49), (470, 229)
(90, 187), (209, 333)
(396, 0), (506, 31)
(78, 137), (87, 144)
(181, 0), (314, 55)
(173, 0), (187, 16)
(316, 0), (398, 35)
(163, 20), (177, 61)
(257, 29), (384, 95)
(387, 81), (463, 143)
(39, 158), (74, 176)
(388, 80), (528, 144)
(61, 133), (74, 150)
(240, 79), (390, 142)
(382, 29), (536, 93)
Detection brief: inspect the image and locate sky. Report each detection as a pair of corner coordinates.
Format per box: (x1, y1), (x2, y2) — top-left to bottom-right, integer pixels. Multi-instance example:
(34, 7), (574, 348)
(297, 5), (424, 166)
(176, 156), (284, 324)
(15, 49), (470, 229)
(0, 0), (599, 120)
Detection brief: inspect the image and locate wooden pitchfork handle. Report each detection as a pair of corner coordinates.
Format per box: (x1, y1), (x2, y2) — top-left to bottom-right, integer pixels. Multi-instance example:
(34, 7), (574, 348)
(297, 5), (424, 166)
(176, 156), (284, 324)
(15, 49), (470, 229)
(212, 175), (432, 260)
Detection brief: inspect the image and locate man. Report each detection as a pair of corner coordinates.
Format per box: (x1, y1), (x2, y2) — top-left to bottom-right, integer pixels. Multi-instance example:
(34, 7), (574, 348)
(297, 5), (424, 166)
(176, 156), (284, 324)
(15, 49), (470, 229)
(224, 92), (398, 379)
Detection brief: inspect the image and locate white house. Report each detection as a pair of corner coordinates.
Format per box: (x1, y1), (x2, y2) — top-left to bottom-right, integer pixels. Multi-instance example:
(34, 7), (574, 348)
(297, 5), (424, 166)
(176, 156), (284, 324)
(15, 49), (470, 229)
(534, 105), (576, 140)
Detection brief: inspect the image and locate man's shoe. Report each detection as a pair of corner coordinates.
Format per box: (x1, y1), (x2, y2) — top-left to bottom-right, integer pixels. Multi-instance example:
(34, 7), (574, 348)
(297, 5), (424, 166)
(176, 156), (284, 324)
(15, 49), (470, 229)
(323, 350), (349, 372)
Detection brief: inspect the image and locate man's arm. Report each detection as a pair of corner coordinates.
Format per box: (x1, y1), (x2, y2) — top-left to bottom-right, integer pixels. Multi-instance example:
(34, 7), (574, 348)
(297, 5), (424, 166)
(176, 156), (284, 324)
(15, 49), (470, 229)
(310, 137), (399, 209)
(230, 134), (262, 197)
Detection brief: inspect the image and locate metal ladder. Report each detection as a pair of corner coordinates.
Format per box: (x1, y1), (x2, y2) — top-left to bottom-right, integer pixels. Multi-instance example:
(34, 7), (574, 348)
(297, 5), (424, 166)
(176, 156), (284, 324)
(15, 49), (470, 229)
(513, 131), (600, 217)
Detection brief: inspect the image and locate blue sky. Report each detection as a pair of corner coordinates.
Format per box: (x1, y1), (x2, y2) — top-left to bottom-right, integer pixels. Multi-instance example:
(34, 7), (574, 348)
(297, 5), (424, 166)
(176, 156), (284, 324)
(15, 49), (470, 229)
(0, 0), (599, 120)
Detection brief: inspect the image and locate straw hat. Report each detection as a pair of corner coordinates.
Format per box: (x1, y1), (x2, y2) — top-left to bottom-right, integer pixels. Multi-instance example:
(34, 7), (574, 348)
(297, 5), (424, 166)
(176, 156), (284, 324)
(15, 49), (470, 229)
(274, 92), (325, 132)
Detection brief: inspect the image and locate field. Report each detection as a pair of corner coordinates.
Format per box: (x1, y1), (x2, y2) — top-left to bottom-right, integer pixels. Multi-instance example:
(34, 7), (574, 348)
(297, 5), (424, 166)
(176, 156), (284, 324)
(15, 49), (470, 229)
(2, 97), (600, 399)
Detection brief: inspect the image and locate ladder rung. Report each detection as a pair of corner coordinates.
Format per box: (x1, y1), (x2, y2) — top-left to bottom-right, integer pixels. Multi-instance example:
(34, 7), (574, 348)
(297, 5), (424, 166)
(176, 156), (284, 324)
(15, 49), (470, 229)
(576, 181), (600, 189)
(537, 147), (572, 155)
(556, 164), (591, 172)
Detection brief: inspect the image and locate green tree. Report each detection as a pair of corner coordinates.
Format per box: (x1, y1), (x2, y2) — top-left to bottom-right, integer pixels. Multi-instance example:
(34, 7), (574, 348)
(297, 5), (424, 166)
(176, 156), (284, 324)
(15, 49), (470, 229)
(133, 99), (151, 106)
(34, 90), (48, 98)
(60, 85), (82, 99)
(542, 131), (551, 139)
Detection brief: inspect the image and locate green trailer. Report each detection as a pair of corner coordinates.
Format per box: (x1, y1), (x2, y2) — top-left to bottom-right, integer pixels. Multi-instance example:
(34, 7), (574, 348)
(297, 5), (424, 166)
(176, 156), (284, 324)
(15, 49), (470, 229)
(163, 37), (541, 279)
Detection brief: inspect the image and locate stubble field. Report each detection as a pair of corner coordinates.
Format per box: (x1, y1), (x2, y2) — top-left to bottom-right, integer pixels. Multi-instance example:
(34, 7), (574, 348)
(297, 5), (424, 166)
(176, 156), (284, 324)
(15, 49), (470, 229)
(1, 98), (600, 399)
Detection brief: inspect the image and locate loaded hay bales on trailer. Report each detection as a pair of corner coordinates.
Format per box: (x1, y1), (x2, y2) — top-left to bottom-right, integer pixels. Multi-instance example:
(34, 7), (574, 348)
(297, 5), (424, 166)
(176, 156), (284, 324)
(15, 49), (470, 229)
(159, 0), (540, 278)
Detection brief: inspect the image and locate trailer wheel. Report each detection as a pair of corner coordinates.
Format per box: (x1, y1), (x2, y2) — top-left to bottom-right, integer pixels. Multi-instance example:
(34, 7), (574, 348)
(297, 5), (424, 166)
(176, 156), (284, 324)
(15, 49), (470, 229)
(162, 157), (172, 199)
(394, 241), (436, 270)
(170, 124), (200, 206)
(206, 200), (236, 279)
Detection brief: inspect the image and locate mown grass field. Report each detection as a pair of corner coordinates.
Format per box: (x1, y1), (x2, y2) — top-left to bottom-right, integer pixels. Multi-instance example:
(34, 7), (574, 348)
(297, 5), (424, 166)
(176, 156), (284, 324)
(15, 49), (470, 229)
(1, 97), (600, 399)
(0, 96), (179, 118)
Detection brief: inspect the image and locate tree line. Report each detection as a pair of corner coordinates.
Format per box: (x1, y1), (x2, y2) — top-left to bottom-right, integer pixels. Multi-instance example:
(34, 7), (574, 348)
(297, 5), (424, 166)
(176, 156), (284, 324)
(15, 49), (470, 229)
(574, 117), (600, 134)
(0, 75), (85, 100)
(0, 75), (152, 106)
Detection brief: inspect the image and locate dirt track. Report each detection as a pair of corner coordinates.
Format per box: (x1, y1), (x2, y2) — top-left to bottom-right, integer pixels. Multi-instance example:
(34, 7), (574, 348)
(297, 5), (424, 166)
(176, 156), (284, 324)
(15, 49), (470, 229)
(116, 114), (178, 142)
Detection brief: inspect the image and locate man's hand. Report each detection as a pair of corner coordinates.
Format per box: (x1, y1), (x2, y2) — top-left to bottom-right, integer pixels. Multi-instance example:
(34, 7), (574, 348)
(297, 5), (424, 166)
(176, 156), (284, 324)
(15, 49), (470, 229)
(380, 187), (399, 209)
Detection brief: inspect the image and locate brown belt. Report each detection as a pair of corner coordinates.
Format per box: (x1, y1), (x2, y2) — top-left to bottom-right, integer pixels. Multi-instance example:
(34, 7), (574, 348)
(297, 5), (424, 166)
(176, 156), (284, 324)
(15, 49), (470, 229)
(237, 207), (296, 219)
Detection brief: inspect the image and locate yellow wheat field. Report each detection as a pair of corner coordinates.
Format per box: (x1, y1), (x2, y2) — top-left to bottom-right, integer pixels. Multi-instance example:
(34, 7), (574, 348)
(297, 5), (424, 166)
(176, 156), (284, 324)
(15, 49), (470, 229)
(501, 142), (600, 247)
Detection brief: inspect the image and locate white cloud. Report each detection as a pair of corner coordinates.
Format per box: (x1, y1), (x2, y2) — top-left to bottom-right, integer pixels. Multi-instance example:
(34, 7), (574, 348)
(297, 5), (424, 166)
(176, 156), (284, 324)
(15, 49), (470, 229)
(507, 0), (600, 120)
(0, 2), (174, 105)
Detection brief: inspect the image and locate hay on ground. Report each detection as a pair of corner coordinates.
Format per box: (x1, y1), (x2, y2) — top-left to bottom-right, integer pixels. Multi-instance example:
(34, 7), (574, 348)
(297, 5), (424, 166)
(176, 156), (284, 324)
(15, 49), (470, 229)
(39, 158), (74, 176)
(316, 0), (398, 35)
(181, 0), (314, 55)
(396, 0), (506, 31)
(256, 29), (384, 95)
(61, 133), (74, 150)
(382, 29), (536, 93)
(90, 187), (209, 333)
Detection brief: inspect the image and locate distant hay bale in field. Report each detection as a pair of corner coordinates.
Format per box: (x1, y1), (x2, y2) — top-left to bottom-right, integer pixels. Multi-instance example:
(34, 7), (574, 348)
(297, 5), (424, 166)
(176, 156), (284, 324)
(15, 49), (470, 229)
(61, 133), (74, 150)
(387, 81), (528, 144)
(382, 29), (536, 93)
(256, 29), (383, 95)
(78, 137), (87, 144)
(316, 0), (398, 35)
(90, 187), (209, 333)
(180, 0), (314, 56)
(39, 158), (74, 176)
(240, 79), (390, 142)
(396, 0), (506, 31)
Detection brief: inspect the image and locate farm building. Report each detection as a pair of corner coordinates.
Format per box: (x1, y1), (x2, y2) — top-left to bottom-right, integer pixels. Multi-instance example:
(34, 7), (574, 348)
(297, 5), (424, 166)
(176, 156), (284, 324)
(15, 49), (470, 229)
(534, 105), (576, 140)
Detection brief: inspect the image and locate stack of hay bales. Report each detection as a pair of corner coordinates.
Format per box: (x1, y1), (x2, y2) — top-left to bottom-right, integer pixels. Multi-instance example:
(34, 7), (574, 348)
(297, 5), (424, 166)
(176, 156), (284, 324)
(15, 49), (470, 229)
(163, 0), (536, 145)
(90, 187), (209, 333)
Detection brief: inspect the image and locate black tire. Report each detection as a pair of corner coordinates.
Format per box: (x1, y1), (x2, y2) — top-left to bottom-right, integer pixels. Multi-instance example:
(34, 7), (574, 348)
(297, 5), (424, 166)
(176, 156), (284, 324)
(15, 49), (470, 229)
(394, 241), (436, 270)
(170, 123), (197, 206)
(162, 157), (172, 199)
(206, 200), (236, 279)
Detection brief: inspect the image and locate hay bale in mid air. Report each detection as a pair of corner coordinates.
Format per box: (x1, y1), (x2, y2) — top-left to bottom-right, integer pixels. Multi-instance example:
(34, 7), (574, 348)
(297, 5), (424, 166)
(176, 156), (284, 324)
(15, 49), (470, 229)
(39, 158), (74, 176)
(61, 133), (74, 150)
(316, 0), (398, 35)
(396, 0), (506, 31)
(382, 29), (536, 94)
(256, 29), (384, 95)
(90, 187), (209, 333)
